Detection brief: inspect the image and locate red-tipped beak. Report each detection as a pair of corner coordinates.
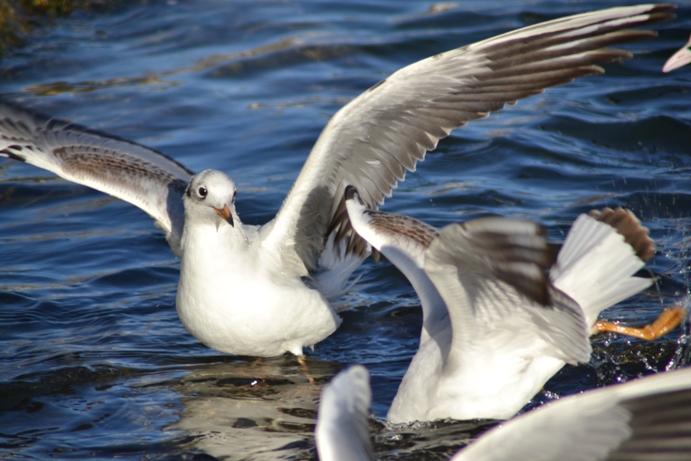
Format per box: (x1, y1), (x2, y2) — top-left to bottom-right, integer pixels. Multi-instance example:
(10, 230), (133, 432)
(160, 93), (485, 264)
(212, 204), (234, 227)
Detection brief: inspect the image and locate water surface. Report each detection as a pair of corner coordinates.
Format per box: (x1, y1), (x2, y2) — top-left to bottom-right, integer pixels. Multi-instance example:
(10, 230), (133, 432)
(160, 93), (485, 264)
(1, 1), (691, 459)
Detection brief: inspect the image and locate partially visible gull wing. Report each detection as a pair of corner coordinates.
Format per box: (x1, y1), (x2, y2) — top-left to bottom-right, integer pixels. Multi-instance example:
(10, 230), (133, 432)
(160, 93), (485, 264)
(262, 5), (675, 277)
(0, 102), (194, 256)
(424, 218), (591, 366)
(452, 366), (691, 461)
(316, 365), (375, 461)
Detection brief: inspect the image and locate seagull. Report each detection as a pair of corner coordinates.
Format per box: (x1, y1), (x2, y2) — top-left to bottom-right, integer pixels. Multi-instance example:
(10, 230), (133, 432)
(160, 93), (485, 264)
(345, 187), (686, 422)
(315, 364), (691, 461)
(0, 5), (675, 357)
(663, 34), (691, 72)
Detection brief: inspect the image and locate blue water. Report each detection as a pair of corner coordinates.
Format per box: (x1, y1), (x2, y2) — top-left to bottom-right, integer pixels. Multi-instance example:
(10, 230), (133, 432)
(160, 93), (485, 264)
(1, 0), (691, 459)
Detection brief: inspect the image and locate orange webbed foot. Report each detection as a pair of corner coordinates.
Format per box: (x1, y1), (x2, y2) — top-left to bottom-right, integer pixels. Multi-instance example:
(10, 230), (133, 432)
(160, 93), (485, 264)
(592, 305), (687, 340)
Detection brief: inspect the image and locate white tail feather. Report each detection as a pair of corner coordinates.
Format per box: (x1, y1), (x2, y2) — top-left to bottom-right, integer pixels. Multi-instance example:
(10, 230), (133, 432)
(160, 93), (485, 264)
(551, 214), (652, 326)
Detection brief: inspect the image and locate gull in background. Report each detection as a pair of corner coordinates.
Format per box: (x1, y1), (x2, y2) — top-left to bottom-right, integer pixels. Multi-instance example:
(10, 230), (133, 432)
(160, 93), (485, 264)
(346, 187), (686, 422)
(0, 5), (675, 357)
(316, 364), (691, 461)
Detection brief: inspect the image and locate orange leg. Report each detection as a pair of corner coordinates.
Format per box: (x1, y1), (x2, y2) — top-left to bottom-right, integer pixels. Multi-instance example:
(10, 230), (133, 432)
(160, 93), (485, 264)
(298, 356), (316, 386)
(592, 305), (687, 340)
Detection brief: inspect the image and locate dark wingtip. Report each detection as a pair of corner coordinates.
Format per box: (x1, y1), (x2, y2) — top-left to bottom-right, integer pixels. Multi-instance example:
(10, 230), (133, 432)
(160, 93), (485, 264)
(345, 185), (358, 201)
(1, 149), (26, 162)
(588, 207), (655, 262)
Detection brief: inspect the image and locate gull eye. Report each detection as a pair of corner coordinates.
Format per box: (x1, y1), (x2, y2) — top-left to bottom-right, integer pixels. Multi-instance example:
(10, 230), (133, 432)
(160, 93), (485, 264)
(198, 186), (208, 198)
(231, 191), (236, 204)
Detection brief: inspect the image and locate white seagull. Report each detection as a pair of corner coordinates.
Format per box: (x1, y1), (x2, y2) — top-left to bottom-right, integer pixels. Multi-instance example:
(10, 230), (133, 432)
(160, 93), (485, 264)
(315, 364), (691, 461)
(345, 187), (685, 422)
(0, 5), (675, 357)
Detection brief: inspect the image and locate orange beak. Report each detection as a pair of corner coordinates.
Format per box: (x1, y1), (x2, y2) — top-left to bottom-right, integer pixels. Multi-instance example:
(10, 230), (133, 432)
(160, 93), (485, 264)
(212, 204), (234, 227)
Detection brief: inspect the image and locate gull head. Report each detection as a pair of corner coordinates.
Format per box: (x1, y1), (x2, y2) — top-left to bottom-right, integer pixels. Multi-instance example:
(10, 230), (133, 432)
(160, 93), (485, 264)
(183, 169), (237, 228)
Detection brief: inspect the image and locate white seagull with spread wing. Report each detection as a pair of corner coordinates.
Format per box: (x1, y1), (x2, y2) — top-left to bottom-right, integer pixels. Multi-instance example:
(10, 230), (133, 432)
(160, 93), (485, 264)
(0, 5), (674, 357)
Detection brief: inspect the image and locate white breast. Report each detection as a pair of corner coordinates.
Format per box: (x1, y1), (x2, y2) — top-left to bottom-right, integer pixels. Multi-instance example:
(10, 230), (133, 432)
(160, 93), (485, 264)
(175, 222), (341, 357)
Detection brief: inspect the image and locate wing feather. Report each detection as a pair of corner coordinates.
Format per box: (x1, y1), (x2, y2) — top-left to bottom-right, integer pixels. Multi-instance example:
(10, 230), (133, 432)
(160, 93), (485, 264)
(424, 218), (591, 366)
(262, 5), (674, 276)
(0, 102), (194, 256)
(315, 366), (375, 461)
(453, 367), (691, 461)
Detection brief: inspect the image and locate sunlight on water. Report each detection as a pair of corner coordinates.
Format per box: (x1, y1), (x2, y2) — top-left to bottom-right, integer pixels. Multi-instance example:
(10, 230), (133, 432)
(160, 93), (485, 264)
(1, 1), (690, 459)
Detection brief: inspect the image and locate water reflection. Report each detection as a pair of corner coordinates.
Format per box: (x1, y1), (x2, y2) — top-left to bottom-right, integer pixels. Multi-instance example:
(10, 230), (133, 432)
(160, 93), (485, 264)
(167, 333), (691, 460)
(169, 357), (334, 459)
(168, 356), (499, 460)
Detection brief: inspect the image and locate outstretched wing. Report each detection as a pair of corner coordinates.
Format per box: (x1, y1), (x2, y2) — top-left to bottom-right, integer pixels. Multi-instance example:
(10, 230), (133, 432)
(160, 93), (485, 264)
(0, 102), (194, 256)
(453, 366), (691, 461)
(424, 217), (591, 367)
(262, 5), (674, 278)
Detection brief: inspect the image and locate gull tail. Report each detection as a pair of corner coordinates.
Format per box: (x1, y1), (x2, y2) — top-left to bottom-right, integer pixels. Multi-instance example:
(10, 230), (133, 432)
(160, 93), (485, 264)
(550, 207), (654, 326)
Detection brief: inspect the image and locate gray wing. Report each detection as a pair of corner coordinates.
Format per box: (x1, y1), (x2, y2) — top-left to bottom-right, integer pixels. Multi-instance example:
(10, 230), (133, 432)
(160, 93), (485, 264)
(262, 5), (674, 276)
(315, 365), (375, 461)
(453, 366), (691, 461)
(0, 101), (194, 256)
(424, 217), (591, 366)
